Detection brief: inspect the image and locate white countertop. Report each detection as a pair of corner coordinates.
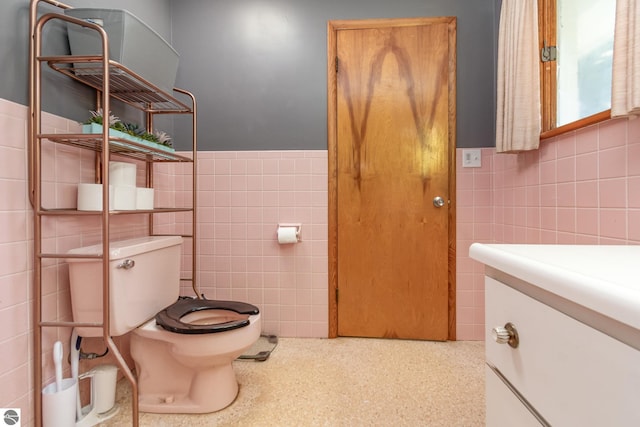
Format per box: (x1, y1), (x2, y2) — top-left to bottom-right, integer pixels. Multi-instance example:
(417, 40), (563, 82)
(469, 244), (640, 331)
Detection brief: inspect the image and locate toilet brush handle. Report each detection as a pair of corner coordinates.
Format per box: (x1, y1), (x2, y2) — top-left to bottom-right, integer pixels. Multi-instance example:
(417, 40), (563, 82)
(53, 341), (63, 392)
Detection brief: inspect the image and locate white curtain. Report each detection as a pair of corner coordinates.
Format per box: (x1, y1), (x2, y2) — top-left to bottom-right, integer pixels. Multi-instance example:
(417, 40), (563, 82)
(495, 0), (541, 153)
(611, 0), (640, 117)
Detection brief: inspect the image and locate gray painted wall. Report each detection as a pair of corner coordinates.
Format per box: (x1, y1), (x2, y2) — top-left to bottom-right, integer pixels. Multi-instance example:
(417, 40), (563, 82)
(1, 0), (173, 125)
(171, 0), (499, 150)
(1, 0), (498, 150)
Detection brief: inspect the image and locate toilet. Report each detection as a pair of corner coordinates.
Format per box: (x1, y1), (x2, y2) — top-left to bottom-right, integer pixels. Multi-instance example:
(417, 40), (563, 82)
(66, 236), (261, 414)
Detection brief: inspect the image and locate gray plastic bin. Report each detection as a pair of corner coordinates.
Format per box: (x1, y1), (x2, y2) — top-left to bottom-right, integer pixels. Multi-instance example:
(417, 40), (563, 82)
(65, 8), (179, 94)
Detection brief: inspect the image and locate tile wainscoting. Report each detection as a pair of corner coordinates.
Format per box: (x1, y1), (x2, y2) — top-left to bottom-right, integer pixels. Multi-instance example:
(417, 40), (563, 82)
(3, 95), (640, 419)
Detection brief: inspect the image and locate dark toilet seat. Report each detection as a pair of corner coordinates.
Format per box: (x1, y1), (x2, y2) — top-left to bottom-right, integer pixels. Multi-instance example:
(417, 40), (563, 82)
(155, 298), (260, 334)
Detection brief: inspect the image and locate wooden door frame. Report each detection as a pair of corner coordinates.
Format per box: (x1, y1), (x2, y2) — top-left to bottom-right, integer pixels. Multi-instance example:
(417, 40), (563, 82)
(327, 17), (457, 340)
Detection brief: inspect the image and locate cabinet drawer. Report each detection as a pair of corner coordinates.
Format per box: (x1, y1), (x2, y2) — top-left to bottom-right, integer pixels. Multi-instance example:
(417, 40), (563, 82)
(485, 365), (543, 427)
(486, 277), (640, 426)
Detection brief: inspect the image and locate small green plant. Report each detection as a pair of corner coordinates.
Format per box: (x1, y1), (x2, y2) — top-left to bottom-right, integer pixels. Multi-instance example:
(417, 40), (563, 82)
(84, 109), (173, 148)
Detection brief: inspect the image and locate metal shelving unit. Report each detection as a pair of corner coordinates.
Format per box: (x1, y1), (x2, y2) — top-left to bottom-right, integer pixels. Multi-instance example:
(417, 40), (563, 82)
(28, 2), (198, 426)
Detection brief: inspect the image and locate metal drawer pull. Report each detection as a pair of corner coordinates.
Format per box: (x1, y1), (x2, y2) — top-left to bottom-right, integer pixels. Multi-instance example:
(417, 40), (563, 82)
(487, 362), (551, 426)
(117, 259), (135, 269)
(492, 322), (519, 348)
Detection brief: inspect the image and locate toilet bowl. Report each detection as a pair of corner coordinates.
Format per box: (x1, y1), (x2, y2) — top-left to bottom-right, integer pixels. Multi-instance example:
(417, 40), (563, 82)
(66, 236), (261, 414)
(131, 298), (261, 413)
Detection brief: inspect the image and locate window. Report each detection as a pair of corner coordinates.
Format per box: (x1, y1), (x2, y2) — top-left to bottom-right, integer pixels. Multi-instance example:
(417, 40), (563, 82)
(538, 0), (616, 138)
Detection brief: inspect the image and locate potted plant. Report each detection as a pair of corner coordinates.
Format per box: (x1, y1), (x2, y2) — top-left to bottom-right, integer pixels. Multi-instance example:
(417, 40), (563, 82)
(82, 109), (174, 152)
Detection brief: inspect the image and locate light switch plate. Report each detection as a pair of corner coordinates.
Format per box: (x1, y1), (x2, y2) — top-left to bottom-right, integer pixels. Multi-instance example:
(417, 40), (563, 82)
(462, 149), (482, 168)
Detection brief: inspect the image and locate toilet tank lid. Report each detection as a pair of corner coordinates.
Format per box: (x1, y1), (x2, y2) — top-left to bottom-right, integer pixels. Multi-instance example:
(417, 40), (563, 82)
(66, 235), (183, 260)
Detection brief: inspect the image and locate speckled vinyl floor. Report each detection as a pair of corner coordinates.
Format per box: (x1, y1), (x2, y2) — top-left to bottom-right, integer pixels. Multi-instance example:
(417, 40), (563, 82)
(100, 338), (485, 426)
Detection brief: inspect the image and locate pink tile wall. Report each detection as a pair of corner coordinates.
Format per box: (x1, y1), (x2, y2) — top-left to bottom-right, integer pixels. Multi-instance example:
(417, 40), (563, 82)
(5, 92), (640, 419)
(179, 151), (329, 339)
(456, 148), (494, 340)
(458, 117), (640, 340)
(0, 99), (158, 425)
(0, 99), (31, 422)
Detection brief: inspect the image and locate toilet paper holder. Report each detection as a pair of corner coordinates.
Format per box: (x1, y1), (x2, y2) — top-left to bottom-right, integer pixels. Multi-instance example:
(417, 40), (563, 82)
(277, 223), (302, 242)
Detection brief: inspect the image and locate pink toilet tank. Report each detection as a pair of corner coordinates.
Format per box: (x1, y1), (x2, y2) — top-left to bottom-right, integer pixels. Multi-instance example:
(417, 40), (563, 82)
(66, 236), (183, 337)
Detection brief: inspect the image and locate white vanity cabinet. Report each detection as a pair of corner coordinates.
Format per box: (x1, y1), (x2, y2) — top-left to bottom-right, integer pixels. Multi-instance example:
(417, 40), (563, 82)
(470, 244), (640, 427)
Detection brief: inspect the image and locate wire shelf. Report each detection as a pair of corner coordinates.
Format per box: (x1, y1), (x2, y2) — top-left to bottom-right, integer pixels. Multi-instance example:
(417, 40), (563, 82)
(39, 133), (193, 162)
(42, 56), (193, 113)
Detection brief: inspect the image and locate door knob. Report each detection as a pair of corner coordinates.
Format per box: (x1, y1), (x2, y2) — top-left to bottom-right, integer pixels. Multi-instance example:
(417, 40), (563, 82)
(433, 196), (446, 208)
(492, 322), (519, 348)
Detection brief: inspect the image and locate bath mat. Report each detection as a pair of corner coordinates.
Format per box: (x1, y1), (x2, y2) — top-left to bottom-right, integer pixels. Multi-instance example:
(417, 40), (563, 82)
(237, 335), (278, 362)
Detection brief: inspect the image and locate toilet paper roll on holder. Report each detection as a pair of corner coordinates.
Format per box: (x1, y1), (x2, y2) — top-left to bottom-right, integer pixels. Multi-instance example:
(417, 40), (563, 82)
(277, 223), (302, 242)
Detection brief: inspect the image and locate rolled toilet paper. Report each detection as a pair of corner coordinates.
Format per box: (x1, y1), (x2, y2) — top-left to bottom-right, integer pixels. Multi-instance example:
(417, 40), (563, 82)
(113, 186), (137, 210)
(77, 183), (114, 211)
(109, 161), (137, 187)
(136, 187), (154, 210)
(277, 226), (299, 244)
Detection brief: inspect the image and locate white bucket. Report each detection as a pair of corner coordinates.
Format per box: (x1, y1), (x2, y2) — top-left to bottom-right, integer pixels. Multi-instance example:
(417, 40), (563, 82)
(79, 364), (118, 414)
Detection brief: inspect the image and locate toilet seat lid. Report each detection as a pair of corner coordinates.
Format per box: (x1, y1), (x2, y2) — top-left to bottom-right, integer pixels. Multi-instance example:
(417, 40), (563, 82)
(155, 298), (259, 334)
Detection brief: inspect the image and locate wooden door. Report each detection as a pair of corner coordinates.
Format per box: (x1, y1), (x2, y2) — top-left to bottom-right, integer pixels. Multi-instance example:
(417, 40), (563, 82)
(328, 18), (456, 340)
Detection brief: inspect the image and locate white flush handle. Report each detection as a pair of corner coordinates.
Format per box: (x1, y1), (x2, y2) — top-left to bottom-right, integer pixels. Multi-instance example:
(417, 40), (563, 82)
(492, 322), (519, 348)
